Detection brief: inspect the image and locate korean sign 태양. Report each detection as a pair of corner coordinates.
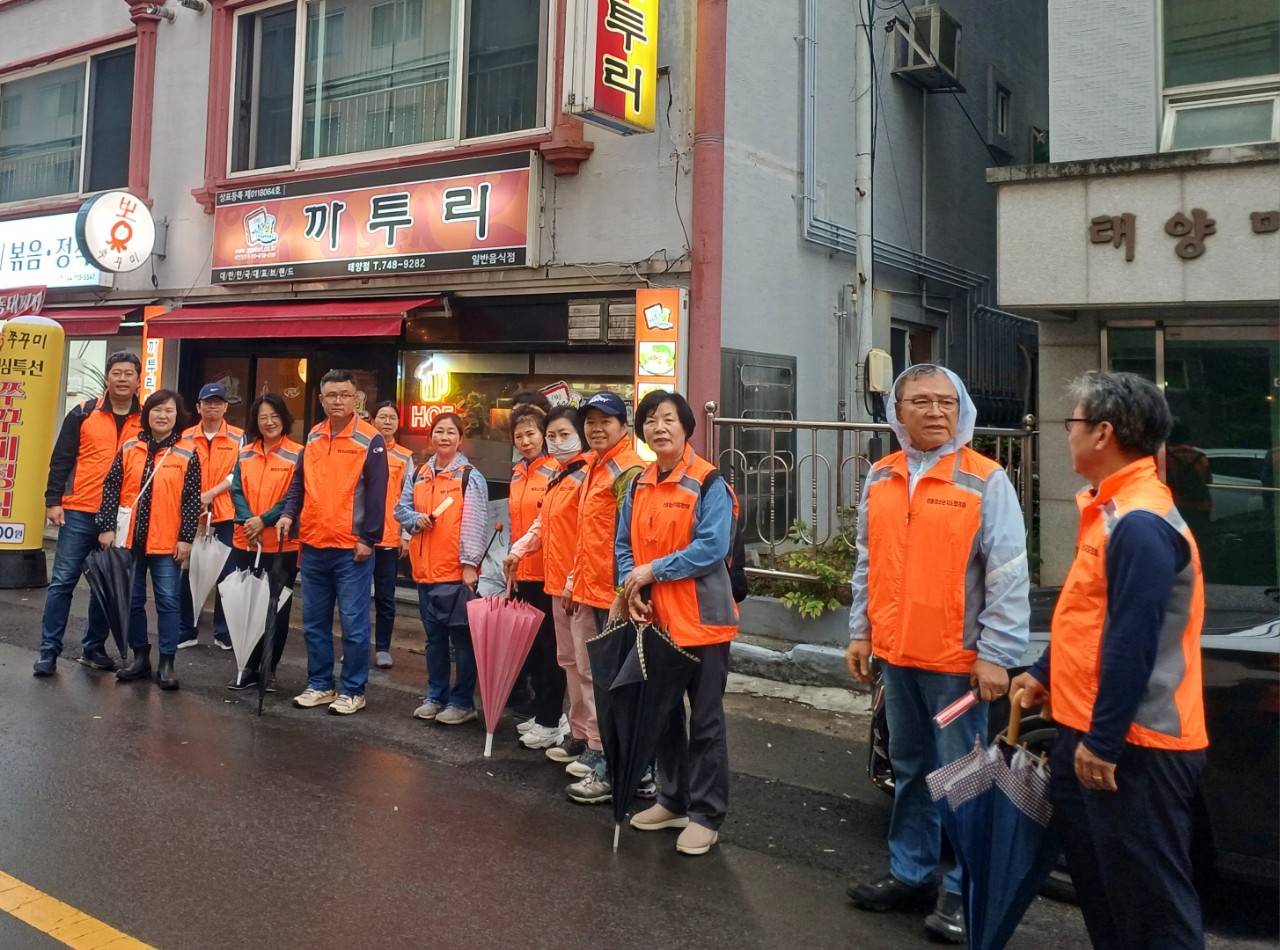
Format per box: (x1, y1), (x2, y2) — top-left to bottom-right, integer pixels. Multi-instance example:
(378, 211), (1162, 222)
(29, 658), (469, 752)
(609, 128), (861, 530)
(211, 152), (539, 284)
(564, 0), (659, 135)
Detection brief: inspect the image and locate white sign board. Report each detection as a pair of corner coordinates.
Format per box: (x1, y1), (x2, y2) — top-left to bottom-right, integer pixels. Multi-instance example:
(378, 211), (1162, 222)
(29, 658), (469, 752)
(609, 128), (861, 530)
(0, 213), (110, 290)
(76, 191), (156, 273)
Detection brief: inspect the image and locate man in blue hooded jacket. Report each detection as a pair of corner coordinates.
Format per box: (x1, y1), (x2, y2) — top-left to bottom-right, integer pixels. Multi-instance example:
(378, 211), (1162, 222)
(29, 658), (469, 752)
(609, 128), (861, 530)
(845, 364), (1030, 943)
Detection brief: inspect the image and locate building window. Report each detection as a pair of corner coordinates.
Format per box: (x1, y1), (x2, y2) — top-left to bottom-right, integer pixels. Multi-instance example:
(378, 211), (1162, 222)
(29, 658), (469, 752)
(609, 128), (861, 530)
(995, 85), (1011, 137)
(1161, 0), (1280, 150)
(0, 47), (135, 205)
(229, 0), (546, 174)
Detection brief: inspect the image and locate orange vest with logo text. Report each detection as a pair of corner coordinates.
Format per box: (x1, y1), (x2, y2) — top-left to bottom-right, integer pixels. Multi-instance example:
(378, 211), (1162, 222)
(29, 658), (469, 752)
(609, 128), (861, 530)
(541, 454), (589, 597)
(183, 419), (243, 523)
(381, 442), (414, 550)
(61, 397), (141, 512)
(233, 438), (302, 553)
(510, 453), (559, 583)
(573, 437), (644, 609)
(118, 438), (196, 555)
(407, 464), (470, 584)
(299, 416), (381, 549)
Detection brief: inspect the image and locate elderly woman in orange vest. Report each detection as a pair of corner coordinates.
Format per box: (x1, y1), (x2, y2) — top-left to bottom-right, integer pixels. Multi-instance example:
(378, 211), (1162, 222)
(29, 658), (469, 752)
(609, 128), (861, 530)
(226, 393), (302, 692)
(395, 412), (490, 726)
(96, 389), (202, 690)
(615, 390), (739, 856)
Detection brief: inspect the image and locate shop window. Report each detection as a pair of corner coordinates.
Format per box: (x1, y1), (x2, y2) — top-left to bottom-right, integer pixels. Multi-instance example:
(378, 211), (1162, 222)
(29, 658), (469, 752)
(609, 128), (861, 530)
(1161, 0), (1280, 150)
(0, 47), (135, 205)
(229, 0), (547, 174)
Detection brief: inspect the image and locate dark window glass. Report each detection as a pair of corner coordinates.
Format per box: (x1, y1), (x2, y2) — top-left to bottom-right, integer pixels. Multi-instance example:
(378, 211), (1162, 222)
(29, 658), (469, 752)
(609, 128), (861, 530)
(86, 47), (134, 192)
(465, 0), (543, 137)
(231, 5), (297, 172)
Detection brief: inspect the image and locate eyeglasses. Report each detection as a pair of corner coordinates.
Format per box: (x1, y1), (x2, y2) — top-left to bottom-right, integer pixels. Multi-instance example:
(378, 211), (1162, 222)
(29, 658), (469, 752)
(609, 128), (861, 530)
(1063, 417), (1096, 432)
(899, 396), (959, 412)
(321, 392), (357, 402)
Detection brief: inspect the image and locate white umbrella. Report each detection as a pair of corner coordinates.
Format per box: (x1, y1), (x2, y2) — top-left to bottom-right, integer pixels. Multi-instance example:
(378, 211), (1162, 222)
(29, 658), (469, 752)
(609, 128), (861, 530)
(218, 546), (271, 673)
(188, 513), (232, 617)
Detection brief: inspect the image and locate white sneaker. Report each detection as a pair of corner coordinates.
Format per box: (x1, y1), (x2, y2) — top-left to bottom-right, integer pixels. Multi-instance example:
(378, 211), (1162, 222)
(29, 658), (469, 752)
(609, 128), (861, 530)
(176, 638), (198, 650)
(519, 722), (566, 750)
(517, 713), (567, 736)
(293, 688), (337, 708)
(328, 694), (366, 715)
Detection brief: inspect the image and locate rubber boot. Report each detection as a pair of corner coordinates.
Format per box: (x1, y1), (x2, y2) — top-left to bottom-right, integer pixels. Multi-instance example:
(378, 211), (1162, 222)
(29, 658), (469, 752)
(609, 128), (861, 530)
(116, 646), (152, 682)
(156, 653), (179, 691)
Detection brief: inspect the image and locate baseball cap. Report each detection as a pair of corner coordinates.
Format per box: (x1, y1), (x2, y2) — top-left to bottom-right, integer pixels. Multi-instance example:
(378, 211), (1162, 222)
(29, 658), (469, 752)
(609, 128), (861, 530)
(583, 390), (628, 422)
(198, 383), (229, 402)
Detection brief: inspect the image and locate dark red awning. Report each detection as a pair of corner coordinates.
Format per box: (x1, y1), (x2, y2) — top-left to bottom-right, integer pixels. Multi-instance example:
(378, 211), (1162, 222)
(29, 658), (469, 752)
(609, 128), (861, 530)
(42, 307), (136, 337)
(145, 297), (441, 339)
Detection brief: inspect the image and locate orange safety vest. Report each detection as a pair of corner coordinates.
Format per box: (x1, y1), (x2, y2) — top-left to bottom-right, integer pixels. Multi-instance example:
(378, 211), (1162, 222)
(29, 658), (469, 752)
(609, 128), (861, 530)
(572, 436), (645, 609)
(509, 453), (559, 583)
(183, 419), (243, 523)
(118, 438), (197, 555)
(864, 446), (1004, 674)
(1049, 457), (1208, 751)
(629, 445), (739, 648)
(61, 397), (142, 513)
(540, 453), (589, 597)
(298, 415), (381, 549)
(381, 441), (414, 550)
(233, 438), (302, 553)
(407, 463), (471, 584)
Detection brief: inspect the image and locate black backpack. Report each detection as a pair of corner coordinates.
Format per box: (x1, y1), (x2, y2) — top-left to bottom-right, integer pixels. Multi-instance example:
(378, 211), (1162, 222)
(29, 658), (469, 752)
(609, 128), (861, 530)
(700, 470), (749, 603)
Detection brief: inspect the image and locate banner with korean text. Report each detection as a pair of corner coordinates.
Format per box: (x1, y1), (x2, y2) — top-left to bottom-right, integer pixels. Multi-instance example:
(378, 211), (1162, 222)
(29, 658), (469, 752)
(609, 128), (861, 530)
(211, 152), (539, 284)
(564, 0), (659, 134)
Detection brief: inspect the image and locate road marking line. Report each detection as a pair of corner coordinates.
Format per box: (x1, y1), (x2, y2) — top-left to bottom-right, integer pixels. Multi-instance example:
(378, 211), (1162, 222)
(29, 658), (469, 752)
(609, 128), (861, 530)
(0, 870), (156, 949)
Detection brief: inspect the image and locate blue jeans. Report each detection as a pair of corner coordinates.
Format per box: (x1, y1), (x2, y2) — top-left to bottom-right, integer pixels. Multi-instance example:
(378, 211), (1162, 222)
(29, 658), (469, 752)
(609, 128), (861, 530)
(373, 546), (400, 652)
(881, 661), (988, 896)
(417, 583), (476, 709)
(300, 545), (373, 696)
(179, 519), (234, 642)
(128, 553), (183, 655)
(39, 509), (111, 656)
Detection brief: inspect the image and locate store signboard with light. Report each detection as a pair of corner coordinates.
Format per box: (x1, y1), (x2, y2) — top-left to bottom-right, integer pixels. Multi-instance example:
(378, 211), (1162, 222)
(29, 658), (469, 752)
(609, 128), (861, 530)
(633, 287), (688, 460)
(0, 214), (110, 290)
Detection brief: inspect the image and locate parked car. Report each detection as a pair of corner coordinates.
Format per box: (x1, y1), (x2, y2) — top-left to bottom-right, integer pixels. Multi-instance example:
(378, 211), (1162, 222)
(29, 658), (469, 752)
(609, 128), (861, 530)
(867, 586), (1280, 894)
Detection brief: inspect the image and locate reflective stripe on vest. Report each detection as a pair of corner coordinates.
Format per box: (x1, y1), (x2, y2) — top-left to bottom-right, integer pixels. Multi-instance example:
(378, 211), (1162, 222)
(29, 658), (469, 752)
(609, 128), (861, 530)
(541, 456), (588, 596)
(233, 439), (301, 552)
(408, 465), (469, 583)
(183, 420), (243, 523)
(1049, 457), (1208, 751)
(119, 439), (196, 555)
(573, 437), (645, 609)
(299, 417), (380, 548)
(510, 453), (559, 583)
(864, 446), (1003, 674)
(62, 397), (142, 513)
(630, 445), (738, 647)
(382, 445), (414, 550)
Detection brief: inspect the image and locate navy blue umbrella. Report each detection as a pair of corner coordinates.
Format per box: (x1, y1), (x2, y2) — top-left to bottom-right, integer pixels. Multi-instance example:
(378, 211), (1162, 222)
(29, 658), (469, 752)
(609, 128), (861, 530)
(83, 546), (135, 663)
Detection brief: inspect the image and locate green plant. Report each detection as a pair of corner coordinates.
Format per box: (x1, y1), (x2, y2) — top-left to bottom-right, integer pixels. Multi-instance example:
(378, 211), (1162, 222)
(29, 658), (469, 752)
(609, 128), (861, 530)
(751, 509), (858, 619)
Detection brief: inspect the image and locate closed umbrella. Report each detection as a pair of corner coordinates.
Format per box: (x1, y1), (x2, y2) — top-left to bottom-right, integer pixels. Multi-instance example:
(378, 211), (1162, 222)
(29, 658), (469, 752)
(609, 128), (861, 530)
(186, 513), (231, 618)
(83, 546), (135, 663)
(256, 540), (294, 716)
(218, 546), (271, 676)
(469, 585), (543, 757)
(927, 689), (1060, 950)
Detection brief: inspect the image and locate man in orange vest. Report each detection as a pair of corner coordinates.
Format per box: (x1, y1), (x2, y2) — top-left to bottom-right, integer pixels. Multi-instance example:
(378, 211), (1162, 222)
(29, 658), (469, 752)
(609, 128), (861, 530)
(845, 364), (1030, 944)
(36, 351), (142, 676)
(277, 370), (388, 717)
(1013, 371), (1208, 950)
(177, 382), (243, 650)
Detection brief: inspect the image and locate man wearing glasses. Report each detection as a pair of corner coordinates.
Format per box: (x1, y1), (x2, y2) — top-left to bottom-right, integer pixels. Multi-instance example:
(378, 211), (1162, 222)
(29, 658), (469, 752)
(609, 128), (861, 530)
(278, 370), (388, 716)
(845, 363), (1030, 944)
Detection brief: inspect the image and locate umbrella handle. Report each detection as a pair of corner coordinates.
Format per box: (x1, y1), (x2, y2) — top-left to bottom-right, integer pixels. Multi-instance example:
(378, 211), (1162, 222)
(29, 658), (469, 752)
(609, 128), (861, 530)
(1007, 687), (1026, 746)
(253, 543), (263, 571)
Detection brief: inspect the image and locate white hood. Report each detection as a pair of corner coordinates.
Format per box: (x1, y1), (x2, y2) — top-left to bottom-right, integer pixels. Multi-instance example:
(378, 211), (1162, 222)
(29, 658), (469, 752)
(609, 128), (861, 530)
(886, 364), (977, 464)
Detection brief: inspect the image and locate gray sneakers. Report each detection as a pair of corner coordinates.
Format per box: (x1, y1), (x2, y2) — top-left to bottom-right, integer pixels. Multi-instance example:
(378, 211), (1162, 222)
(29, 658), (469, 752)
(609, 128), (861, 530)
(435, 705), (478, 726)
(413, 701), (444, 720)
(375, 651), (393, 669)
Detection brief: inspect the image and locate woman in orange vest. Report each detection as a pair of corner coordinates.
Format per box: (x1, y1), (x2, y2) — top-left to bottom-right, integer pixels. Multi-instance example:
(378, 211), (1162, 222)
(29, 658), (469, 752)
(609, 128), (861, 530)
(505, 405), (602, 776)
(96, 389), (202, 690)
(395, 412), (490, 726)
(372, 401), (414, 670)
(226, 393), (302, 691)
(616, 391), (739, 856)
(503, 405), (567, 750)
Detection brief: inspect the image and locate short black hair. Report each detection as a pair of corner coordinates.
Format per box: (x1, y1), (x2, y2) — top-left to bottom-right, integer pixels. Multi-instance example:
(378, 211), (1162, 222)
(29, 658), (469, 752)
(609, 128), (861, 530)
(510, 389), (552, 412)
(544, 404), (584, 441)
(319, 368), (356, 388)
(245, 393), (293, 443)
(1068, 371), (1173, 457)
(635, 390), (697, 442)
(105, 351), (141, 374)
(509, 405), (546, 439)
(140, 388), (187, 439)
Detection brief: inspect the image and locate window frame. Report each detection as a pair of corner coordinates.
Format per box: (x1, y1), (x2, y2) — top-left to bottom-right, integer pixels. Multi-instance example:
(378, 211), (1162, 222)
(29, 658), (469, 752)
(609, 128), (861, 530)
(1159, 79), (1280, 151)
(225, 0), (552, 180)
(0, 40), (137, 209)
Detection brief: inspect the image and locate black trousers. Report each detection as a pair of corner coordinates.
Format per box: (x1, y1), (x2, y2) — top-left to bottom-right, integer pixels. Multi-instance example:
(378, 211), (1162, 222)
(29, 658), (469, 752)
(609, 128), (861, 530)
(656, 640), (732, 831)
(513, 581), (567, 728)
(1049, 726), (1206, 950)
(229, 547), (299, 675)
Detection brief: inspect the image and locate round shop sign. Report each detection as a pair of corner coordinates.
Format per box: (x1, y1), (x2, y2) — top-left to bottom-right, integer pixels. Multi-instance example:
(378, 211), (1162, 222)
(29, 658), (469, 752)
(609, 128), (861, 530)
(75, 191), (156, 273)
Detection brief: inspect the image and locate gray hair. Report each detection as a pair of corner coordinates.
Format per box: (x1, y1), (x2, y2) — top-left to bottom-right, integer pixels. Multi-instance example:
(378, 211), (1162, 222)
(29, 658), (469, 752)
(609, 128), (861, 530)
(1067, 371), (1172, 456)
(894, 363), (947, 401)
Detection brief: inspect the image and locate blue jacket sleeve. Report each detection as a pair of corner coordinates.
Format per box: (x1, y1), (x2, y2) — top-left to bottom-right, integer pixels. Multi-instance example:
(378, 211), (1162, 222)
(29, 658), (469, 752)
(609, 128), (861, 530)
(281, 454), (304, 522)
(616, 485), (635, 582)
(1084, 511), (1189, 763)
(395, 467), (421, 534)
(458, 469), (490, 567)
(973, 467), (1032, 668)
(358, 435), (389, 548)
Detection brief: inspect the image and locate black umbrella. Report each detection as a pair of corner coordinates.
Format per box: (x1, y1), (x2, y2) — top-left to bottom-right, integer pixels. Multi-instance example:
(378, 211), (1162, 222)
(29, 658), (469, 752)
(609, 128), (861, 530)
(586, 617), (639, 810)
(589, 619), (701, 850)
(83, 547), (135, 663)
(257, 541), (293, 716)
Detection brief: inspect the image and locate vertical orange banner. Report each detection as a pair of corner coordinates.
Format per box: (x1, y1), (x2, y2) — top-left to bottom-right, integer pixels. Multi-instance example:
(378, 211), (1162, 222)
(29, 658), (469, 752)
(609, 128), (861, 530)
(140, 305), (165, 402)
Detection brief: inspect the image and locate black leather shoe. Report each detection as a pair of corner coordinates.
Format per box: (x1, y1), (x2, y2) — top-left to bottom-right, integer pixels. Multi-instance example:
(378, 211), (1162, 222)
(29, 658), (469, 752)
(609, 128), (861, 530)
(33, 651), (57, 677)
(156, 654), (179, 691)
(116, 646), (152, 682)
(77, 648), (116, 672)
(847, 872), (936, 912)
(227, 670), (260, 691)
(924, 890), (966, 944)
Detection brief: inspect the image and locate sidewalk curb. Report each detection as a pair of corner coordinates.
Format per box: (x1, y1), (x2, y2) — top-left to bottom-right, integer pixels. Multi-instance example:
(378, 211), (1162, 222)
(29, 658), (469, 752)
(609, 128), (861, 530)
(730, 640), (862, 692)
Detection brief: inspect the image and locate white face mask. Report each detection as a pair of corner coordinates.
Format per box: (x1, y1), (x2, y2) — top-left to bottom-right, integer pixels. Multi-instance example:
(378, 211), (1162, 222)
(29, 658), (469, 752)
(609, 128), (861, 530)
(546, 432), (582, 461)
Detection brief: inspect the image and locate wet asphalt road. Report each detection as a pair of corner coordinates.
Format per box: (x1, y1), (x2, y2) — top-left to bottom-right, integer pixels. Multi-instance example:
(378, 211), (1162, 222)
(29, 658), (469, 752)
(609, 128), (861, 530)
(0, 583), (1275, 949)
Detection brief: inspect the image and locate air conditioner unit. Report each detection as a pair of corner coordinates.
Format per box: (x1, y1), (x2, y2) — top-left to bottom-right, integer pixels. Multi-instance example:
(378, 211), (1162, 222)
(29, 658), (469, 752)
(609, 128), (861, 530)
(892, 4), (963, 92)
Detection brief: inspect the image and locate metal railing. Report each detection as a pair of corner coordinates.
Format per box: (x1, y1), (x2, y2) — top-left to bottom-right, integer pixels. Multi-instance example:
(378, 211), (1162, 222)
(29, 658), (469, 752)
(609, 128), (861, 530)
(705, 402), (1037, 582)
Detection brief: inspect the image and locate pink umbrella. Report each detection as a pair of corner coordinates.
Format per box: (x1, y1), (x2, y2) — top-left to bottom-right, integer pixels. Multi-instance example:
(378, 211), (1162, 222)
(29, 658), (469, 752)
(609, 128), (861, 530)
(468, 588), (545, 758)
